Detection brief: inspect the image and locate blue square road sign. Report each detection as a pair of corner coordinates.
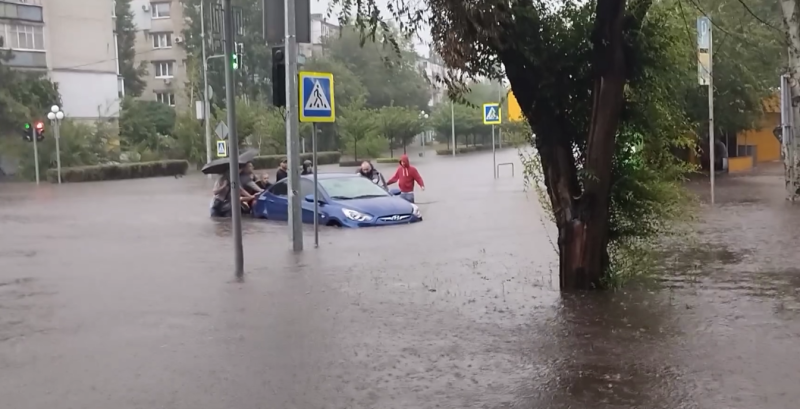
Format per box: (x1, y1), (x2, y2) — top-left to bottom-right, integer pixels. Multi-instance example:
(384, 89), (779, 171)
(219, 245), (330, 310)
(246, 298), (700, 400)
(483, 103), (501, 125)
(299, 71), (335, 123)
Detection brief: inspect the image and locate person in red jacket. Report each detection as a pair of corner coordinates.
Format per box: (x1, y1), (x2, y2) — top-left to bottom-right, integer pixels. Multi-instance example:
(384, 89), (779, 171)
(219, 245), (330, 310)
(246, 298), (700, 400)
(386, 154), (425, 203)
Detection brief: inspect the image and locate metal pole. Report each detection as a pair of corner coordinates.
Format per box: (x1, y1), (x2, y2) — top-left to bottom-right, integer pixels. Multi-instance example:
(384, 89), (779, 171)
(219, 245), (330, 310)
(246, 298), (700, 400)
(222, 0), (244, 278)
(498, 88), (503, 149)
(492, 124), (496, 179)
(32, 127), (39, 185)
(201, 0), (212, 173)
(708, 22), (715, 205)
(285, 0), (303, 252)
(450, 100), (456, 156)
(312, 123), (319, 248)
(54, 120), (61, 184)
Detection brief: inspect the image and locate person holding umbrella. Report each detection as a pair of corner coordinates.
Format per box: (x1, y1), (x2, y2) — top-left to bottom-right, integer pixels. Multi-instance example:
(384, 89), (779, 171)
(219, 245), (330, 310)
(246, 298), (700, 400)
(204, 150), (259, 217)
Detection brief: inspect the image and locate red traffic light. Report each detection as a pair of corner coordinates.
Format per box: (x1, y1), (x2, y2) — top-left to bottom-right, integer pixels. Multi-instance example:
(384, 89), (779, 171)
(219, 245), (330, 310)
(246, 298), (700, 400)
(35, 122), (44, 130)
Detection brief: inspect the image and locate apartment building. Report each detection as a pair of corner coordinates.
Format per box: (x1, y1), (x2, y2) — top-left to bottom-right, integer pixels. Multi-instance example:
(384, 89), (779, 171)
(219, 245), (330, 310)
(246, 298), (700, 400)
(298, 13), (340, 59)
(415, 51), (447, 106)
(0, 0), (120, 119)
(119, 0), (188, 108)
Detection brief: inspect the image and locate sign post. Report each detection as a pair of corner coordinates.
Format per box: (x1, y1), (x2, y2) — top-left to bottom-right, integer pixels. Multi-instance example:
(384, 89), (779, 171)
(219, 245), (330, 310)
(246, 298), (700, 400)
(483, 103), (502, 178)
(299, 71), (335, 248)
(698, 16), (714, 205)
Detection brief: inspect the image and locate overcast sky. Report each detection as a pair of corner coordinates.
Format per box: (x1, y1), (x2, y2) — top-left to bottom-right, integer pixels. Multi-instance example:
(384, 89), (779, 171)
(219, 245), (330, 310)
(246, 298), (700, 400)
(309, 0), (433, 56)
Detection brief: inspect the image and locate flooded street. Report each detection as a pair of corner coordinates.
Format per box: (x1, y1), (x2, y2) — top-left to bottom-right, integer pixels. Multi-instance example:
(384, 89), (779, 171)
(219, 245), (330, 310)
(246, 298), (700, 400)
(1, 151), (799, 408)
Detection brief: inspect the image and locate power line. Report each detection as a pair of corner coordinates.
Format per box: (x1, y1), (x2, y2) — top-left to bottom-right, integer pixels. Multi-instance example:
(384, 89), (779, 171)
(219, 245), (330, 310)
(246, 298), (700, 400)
(732, 0), (783, 33)
(57, 48), (161, 71)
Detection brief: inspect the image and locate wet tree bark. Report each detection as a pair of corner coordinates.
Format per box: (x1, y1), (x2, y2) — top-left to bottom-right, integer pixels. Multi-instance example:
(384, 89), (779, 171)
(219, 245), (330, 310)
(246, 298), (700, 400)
(531, 0), (628, 290)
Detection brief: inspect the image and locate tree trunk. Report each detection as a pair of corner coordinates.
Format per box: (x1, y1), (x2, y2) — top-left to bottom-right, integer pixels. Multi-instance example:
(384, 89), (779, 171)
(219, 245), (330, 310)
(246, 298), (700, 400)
(781, 0), (800, 200)
(515, 0), (628, 290)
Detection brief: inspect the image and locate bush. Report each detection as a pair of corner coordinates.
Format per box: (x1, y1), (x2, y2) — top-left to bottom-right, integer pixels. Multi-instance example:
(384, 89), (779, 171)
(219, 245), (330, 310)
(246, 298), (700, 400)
(46, 160), (188, 183)
(435, 143), (500, 155)
(339, 160), (362, 167)
(375, 157), (400, 164)
(250, 151), (341, 170)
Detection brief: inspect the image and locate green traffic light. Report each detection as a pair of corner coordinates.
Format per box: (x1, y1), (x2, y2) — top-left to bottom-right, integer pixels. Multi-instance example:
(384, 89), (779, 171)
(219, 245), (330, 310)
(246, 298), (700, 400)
(24, 123), (30, 129)
(232, 54), (239, 70)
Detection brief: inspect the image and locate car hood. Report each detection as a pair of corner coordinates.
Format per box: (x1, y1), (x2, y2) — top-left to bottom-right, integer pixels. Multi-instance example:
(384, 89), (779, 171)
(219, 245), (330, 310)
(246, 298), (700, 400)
(334, 196), (414, 217)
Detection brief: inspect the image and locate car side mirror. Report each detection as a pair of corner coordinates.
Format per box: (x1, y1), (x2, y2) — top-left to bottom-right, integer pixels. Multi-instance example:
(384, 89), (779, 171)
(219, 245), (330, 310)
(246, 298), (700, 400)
(305, 194), (325, 204)
(389, 187), (402, 196)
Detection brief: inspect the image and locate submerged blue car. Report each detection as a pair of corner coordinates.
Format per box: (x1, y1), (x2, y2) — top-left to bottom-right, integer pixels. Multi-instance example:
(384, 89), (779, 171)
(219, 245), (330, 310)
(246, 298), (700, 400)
(252, 173), (423, 227)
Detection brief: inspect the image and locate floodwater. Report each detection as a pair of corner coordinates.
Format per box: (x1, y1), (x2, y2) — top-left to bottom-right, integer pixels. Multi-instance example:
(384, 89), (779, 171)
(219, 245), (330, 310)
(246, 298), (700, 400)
(1, 150), (799, 408)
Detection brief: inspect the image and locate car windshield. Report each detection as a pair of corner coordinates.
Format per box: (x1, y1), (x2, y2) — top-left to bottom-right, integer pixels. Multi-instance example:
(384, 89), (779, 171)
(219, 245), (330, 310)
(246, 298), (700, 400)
(320, 176), (390, 200)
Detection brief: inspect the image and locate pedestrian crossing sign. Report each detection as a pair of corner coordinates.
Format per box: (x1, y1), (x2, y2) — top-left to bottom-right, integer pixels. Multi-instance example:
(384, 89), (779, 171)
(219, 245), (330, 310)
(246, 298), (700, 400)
(216, 140), (227, 157)
(299, 71), (335, 123)
(483, 103), (501, 125)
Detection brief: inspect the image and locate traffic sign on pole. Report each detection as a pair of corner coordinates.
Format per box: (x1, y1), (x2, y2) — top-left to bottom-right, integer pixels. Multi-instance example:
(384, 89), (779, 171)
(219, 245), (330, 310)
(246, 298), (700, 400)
(483, 103), (501, 125)
(216, 140), (228, 157)
(299, 71), (335, 123)
(215, 121), (229, 140)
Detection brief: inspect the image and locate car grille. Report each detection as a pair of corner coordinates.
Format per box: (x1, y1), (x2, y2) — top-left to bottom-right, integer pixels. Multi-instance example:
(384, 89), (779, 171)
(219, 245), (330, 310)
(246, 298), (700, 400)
(378, 214), (411, 222)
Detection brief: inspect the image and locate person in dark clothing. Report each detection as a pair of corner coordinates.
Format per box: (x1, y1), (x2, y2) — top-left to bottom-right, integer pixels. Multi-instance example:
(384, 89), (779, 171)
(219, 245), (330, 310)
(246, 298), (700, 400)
(357, 161), (386, 189)
(301, 159), (313, 175)
(276, 158), (289, 181)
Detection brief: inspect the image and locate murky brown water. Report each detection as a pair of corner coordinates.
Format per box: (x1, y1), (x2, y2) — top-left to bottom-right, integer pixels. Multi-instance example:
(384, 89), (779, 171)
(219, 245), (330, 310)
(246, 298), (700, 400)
(1, 152), (798, 408)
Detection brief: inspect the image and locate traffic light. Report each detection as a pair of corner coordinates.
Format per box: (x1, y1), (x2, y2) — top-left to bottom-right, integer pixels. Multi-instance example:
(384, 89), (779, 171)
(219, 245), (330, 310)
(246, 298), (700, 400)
(232, 42), (244, 70)
(34, 121), (44, 141)
(22, 122), (32, 141)
(271, 46), (286, 107)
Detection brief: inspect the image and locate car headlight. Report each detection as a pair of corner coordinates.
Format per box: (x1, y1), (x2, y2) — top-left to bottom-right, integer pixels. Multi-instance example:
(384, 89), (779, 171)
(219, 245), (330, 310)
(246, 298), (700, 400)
(410, 204), (421, 217)
(342, 208), (373, 222)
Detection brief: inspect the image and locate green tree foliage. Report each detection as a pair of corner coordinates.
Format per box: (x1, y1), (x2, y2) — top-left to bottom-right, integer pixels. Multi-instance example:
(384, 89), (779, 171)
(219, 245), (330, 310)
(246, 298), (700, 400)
(118, 97), (176, 152)
(115, 0), (147, 97)
(303, 58), (368, 107)
(672, 0), (785, 139)
(182, 0), (271, 107)
(0, 60), (60, 134)
(429, 101), (485, 147)
(376, 106), (425, 156)
(324, 26), (430, 110)
(338, 97), (385, 159)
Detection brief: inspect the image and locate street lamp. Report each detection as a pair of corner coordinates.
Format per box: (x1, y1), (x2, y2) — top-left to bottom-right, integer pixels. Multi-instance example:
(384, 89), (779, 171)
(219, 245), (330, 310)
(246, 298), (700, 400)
(46, 105), (65, 184)
(419, 111), (429, 151)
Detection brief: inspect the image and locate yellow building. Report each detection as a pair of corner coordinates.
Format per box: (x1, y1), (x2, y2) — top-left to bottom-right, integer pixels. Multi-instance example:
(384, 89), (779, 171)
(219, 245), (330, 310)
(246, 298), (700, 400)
(735, 95), (781, 164)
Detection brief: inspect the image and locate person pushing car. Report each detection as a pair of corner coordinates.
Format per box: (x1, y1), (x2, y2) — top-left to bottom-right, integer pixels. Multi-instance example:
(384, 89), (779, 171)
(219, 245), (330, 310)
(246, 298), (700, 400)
(386, 154), (425, 203)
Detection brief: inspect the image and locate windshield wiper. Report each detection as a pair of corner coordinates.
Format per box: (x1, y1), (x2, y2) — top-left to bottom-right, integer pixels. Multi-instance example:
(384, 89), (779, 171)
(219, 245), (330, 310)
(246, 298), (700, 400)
(330, 195), (355, 200)
(350, 194), (386, 199)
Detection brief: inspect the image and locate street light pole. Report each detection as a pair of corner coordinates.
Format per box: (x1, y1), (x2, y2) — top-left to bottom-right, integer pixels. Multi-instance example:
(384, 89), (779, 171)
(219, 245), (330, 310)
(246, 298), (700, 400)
(450, 100), (456, 156)
(222, 0), (244, 278)
(47, 105), (64, 184)
(285, 0), (303, 252)
(200, 0), (212, 171)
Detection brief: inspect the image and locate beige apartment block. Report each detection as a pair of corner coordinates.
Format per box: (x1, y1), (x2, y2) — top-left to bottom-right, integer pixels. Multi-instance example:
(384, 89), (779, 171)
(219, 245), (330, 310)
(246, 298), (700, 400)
(123, 0), (188, 108)
(0, 0), (120, 119)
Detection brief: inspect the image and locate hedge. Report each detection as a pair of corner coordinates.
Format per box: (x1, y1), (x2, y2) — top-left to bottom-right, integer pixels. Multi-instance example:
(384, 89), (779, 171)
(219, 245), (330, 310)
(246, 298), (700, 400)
(250, 151), (341, 169)
(46, 160), (189, 183)
(435, 143), (501, 156)
(375, 157), (401, 164)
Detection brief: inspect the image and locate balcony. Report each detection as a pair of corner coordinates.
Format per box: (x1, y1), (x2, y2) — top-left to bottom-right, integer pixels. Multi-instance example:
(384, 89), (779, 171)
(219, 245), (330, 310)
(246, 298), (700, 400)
(0, 1), (44, 23)
(2, 49), (46, 69)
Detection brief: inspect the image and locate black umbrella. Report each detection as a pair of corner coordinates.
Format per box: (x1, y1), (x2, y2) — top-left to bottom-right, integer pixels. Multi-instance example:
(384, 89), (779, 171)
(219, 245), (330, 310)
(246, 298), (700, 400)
(201, 149), (259, 175)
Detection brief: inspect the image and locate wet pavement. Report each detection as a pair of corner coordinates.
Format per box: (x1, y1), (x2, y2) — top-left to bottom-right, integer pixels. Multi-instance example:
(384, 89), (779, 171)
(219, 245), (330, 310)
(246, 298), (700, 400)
(1, 151), (799, 408)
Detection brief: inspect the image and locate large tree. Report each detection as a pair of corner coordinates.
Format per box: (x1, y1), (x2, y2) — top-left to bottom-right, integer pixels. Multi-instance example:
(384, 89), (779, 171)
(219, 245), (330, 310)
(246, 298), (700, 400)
(331, 0), (697, 289)
(115, 0), (147, 97)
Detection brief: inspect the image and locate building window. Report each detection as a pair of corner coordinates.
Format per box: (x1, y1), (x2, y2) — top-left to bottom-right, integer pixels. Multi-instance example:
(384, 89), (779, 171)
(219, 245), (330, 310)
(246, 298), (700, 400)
(153, 61), (173, 78)
(0, 23), (45, 51)
(151, 2), (171, 19)
(152, 33), (172, 49)
(155, 92), (175, 106)
(0, 3), (43, 22)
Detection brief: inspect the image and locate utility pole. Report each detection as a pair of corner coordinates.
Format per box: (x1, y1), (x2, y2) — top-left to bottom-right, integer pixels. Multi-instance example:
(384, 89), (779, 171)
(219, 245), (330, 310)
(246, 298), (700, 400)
(285, 0), (303, 252)
(223, 0), (244, 278)
(450, 100), (456, 156)
(201, 0), (212, 170)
